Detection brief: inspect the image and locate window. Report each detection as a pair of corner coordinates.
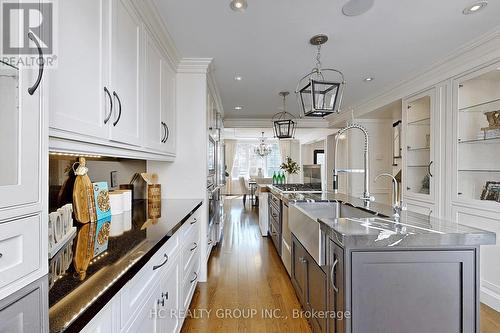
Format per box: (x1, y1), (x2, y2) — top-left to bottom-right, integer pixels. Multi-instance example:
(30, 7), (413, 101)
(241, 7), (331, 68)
(314, 149), (325, 165)
(232, 142), (281, 179)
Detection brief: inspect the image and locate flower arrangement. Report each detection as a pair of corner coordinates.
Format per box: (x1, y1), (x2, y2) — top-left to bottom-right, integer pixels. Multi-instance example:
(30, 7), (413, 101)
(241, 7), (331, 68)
(280, 156), (300, 175)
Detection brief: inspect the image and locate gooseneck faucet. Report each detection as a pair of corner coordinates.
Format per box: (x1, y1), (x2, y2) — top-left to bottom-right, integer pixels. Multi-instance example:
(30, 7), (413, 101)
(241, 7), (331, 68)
(375, 173), (402, 222)
(333, 123), (373, 206)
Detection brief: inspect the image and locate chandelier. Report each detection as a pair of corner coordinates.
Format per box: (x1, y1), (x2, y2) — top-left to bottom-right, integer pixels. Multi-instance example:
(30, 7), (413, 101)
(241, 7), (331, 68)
(272, 91), (296, 139)
(296, 34), (346, 118)
(254, 132), (272, 157)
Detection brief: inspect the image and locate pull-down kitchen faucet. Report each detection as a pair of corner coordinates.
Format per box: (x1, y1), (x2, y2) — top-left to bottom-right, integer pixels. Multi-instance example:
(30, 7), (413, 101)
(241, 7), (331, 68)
(333, 123), (373, 207)
(375, 173), (402, 222)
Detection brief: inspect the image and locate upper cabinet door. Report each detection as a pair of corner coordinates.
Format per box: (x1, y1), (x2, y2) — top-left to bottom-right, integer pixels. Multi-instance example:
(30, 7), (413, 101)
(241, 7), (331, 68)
(48, 0), (110, 140)
(0, 0), (42, 213)
(453, 62), (500, 211)
(402, 87), (440, 204)
(109, 0), (142, 146)
(161, 59), (176, 155)
(142, 31), (163, 151)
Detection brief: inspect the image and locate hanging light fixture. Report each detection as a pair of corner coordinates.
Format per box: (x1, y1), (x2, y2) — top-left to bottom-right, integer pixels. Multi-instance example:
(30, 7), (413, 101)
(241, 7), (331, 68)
(254, 132), (272, 157)
(295, 34), (346, 118)
(272, 91), (296, 139)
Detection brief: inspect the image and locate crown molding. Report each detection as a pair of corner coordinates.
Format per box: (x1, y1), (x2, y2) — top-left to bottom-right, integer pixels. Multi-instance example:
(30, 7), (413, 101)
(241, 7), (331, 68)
(134, 0), (180, 68)
(328, 25), (500, 127)
(207, 67), (225, 116)
(177, 58), (214, 74)
(224, 117), (330, 128)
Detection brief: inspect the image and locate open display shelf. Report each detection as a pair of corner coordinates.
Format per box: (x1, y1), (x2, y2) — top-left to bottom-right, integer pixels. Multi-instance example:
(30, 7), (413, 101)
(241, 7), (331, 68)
(457, 68), (500, 204)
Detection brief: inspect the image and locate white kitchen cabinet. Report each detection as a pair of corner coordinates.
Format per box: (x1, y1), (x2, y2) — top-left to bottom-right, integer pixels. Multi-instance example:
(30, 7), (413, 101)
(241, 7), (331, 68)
(109, 0), (142, 146)
(402, 87), (442, 211)
(161, 57), (176, 155)
(0, 4), (43, 214)
(81, 301), (115, 333)
(143, 30), (176, 155)
(48, 0), (110, 141)
(143, 31), (164, 152)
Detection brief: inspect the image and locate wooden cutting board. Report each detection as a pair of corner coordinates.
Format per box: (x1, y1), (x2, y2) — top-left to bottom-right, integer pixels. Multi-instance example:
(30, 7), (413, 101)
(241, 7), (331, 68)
(72, 157), (96, 223)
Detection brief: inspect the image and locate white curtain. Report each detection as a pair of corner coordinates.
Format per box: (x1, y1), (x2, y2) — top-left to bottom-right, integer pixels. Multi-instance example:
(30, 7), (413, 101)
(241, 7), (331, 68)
(224, 140), (237, 194)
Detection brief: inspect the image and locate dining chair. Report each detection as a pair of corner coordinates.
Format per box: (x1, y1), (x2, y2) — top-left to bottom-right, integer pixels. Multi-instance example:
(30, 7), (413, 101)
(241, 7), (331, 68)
(239, 176), (250, 207)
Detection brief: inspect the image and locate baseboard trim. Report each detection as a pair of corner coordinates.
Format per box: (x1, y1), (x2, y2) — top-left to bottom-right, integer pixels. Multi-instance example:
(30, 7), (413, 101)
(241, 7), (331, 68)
(481, 284), (500, 312)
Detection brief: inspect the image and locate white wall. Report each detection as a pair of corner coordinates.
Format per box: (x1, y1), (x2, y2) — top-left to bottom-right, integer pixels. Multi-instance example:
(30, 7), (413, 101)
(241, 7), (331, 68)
(301, 141), (325, 165)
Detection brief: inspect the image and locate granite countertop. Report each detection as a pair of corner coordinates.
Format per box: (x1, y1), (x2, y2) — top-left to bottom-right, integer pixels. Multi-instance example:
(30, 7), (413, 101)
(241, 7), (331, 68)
(49, 198), (203, 333)
(291, 193), (496, 249)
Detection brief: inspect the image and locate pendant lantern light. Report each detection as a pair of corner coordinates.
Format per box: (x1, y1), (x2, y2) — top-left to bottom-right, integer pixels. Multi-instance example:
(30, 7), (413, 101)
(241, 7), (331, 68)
(296, 34), (346, 118)
(272, 91), (296, 139)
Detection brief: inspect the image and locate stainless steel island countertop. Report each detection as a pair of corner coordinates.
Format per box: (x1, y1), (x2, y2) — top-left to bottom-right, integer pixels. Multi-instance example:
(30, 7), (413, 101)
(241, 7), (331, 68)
(291, 193), (496, 249)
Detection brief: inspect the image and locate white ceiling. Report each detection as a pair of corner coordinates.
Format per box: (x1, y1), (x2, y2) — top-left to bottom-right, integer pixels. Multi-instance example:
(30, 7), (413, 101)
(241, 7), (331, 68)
(154, 0), (500, 120)
(224, 127), (337, 144)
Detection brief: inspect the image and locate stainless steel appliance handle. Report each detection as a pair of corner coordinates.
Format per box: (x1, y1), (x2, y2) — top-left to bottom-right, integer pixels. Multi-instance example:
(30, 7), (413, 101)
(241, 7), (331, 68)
(190, 242), (198, 252)
(190, 272), (198, 283)
(331, 258), (339, 293)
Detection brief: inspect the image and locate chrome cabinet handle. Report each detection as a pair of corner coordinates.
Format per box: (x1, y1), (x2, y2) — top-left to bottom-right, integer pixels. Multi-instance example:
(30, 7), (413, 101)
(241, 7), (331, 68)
(27, 32), (44, 95)
(112, 91), (122, 126)
(161, 292), (169, 300)
(157, 298), (165, 307)
(160, 122), (166, 142)
(208, 240), (213, 245)
(152, 254), (168, 271)
(331, 258), (339, 293)
(0, 253), (2, 258)
(190, 218), (197, 225)
(104, 87), (113, 124)
(428, 161), (433, 178)
(190, 242), (198, 252)
(190, 272), (198, 283)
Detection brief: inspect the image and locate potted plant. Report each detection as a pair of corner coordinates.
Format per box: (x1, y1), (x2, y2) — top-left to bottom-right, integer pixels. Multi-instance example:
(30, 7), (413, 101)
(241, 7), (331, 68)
(280, 156), (300, 183)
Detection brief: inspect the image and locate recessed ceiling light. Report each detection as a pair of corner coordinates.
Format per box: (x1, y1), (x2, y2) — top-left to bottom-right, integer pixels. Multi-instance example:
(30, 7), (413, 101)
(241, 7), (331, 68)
(363, 77), (374, 82)
(234, 106), (243, 110)
(230, 0), (247, 12)
(463, 1), (488, 15)
(234, 75), (243, 81)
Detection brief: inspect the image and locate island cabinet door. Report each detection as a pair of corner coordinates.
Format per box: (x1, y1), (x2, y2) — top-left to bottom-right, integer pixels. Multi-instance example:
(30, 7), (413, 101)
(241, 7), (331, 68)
(291, 234), (309, 307)
(351, 250), (476, 333)
(328, 240), (344, 333)
(307, 252), (327, 333)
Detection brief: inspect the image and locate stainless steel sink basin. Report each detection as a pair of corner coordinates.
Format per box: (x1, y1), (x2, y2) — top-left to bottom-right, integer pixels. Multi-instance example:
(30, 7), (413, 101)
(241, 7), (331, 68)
(289, 202), (379, 265)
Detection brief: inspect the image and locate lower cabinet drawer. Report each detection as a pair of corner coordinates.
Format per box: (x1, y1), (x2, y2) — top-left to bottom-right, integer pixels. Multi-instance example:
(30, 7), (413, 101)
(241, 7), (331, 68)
(0, 276), (47, 333)
(80, 301), (114, 333)
(182, 225), (200, 276)
(0, 214), (41, 291)
(120, 234), (179, 328)
(269, 221), (281, 256)
(182, 249), (200, 310)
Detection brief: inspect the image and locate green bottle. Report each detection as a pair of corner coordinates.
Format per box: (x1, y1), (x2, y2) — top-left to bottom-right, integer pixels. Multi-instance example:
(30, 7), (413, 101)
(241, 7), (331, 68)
(272, 171), (277, 185)
(282, 172), (286, 184)
(278, 172), (283, 184)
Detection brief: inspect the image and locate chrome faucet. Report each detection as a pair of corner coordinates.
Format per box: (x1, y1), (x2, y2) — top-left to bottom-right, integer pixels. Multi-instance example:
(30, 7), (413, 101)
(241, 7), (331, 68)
(333, 123), (373, 207)
(375, 173), (402, 221)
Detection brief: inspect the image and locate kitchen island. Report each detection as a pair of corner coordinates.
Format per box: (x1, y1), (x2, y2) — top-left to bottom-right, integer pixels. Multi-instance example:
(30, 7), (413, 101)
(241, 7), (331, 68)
(288, 193), (496, 333)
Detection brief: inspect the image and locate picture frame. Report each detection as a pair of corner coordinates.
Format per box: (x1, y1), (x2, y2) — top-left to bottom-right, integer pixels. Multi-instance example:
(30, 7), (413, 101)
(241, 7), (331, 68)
(480, 181), (500, 202)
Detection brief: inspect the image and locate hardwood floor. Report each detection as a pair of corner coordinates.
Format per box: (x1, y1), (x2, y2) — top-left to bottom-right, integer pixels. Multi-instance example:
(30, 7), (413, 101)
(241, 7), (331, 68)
(181, 198), (311, 333)
(182, 198), (500, 333)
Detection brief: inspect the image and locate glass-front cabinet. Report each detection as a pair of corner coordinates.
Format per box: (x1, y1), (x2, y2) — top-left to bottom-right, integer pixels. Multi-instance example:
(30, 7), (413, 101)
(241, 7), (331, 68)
(453, 63), (500, 209)
(402, 88), (439, 204)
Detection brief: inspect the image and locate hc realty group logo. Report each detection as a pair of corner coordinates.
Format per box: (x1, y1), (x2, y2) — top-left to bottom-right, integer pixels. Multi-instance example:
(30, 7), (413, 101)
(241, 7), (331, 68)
(1, 0), (57, 68)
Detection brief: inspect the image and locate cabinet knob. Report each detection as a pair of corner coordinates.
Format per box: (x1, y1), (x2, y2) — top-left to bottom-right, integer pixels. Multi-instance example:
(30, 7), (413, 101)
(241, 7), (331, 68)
(157, 298), (165, 307)
(0, 253), (2, 258)
(161, 292), (169, 300)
